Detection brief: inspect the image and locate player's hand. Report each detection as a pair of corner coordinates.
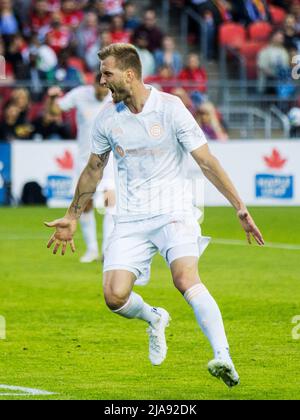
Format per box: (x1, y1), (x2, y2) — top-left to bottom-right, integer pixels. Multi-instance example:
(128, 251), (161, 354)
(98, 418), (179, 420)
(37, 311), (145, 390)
(48, 86), (63, 98)
(237, 209), (265, 246)
(44, 217), (77, 256)
(104, 190), (116, 208)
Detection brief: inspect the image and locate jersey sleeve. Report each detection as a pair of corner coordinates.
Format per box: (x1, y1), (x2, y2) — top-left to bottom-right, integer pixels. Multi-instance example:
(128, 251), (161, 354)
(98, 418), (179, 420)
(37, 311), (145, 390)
(90, 114), (112, 155)
(174, 99), (207, 153)
(57, 88), (79, 112)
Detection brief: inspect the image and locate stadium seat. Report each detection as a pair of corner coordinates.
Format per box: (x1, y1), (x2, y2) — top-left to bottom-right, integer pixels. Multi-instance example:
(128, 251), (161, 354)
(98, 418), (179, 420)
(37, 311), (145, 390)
(219, 23), (247, 49)
(68, 57), (86, 73)
(84, 72), (96, 85)
(248, 22), (273, 42)
(239, 41), (266, 79)
(269, 6), (286, 26)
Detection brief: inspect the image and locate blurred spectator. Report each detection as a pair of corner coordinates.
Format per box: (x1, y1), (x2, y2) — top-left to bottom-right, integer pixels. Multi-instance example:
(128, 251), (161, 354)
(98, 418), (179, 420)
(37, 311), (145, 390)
(133, 9), (164, 52)
(145, 64), (177, 93)
(61, 0), (84, 29)
(0, 35), (14, 81)
(46, 12), (72, 55)
(110, 14), (131, 44)
(124, 1), (140, 32)
(195, 102), (228, 141)
(5, 34), (27, 79)
(257, 29), (290, 93)
(21, 50), (46, 99)
(0, 0), (21, 42)
(189, 1), (232, 26)
(85, 30), (112, 71)
(103, 0), (124, 17)
(231, 0), (271, 25)
(10, 87), (31, 122)
(32, 108), (72, 140)
(76, 11), (99, 59)
(178, 53), (208, 94)
(47, 49), (83, 87)
(290, 1), (300, 34)
(27, 34), (58, 75)
(154, 36), (183, 76)
(170, 87), (196, 114)
(93, 0), (112, 27)
(0, 101), (34, 141)
(29, 0), (51, 39)
(135, 34), (155, 78)
(283, 14), (300, 52)
(47, 0), (61, 13)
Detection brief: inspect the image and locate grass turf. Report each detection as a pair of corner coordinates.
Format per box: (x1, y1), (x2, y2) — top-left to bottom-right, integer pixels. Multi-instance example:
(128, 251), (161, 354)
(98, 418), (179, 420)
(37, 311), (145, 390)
(0, 206), (299, 400)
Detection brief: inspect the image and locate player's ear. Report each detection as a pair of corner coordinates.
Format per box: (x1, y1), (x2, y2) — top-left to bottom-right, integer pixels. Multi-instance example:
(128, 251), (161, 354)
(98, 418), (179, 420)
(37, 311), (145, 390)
(125, 69), (134, 83)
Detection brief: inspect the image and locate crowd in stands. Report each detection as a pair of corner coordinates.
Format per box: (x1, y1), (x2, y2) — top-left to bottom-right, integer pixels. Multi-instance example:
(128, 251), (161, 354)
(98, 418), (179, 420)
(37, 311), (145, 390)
(0, 0), (299, 141)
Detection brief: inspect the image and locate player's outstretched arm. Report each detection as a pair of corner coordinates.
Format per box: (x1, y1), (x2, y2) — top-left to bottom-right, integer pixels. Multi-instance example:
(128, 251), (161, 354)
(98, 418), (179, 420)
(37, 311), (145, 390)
(45, 152), (110, 255)
(191, 144), (265, 246)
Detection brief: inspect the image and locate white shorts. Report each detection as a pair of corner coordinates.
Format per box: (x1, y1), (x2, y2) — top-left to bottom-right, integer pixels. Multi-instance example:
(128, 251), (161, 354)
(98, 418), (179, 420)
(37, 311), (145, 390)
(103, 213), (210, 285)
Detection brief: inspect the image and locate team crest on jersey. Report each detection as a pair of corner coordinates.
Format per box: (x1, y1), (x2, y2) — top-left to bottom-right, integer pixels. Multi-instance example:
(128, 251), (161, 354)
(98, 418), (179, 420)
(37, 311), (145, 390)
(150, 123), (164, 139)
(116, 145), (125, 158)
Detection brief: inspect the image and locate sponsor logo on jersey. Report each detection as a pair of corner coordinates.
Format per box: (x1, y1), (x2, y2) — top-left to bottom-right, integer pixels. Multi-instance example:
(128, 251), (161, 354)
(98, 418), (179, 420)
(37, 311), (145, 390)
(255, 149), (294, 200)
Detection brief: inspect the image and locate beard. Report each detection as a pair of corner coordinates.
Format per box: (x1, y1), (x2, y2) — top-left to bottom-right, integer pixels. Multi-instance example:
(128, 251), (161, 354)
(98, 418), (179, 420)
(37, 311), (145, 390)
(109, 83), (130, 104)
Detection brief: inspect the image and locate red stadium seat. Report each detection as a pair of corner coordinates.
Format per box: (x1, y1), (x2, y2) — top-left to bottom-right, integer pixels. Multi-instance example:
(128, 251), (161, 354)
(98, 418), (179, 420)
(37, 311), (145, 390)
(219, 23), (247, 49)
(239, 41), (266, 79)
(84, 72), (96, 85)
(269, 6), (286, 26)
(248, 22), (273, 42)
(68, 57), (86, 73)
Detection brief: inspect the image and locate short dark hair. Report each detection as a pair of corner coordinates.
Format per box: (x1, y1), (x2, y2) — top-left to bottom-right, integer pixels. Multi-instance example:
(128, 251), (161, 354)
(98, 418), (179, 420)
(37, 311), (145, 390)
(98, 43), (142, 80)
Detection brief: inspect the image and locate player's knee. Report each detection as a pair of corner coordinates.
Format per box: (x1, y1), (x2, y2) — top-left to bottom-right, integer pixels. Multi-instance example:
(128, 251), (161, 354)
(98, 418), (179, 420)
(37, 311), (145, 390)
(172, 271), (201, 294)
(103, 283), (130, 311)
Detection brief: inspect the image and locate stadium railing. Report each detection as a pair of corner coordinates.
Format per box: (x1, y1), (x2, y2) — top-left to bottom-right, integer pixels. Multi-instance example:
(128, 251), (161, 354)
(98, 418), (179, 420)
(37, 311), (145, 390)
(0, 79), (298, 140)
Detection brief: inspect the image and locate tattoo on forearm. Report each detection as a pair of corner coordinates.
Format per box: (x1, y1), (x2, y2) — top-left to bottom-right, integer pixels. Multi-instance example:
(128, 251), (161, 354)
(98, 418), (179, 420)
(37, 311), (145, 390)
(71, 190), (96, 215)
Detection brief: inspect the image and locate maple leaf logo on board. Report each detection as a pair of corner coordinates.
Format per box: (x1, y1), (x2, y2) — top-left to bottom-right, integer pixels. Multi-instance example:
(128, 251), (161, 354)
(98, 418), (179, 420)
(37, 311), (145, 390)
(56, 150), (74, 170)
(264, 149), (287, 170)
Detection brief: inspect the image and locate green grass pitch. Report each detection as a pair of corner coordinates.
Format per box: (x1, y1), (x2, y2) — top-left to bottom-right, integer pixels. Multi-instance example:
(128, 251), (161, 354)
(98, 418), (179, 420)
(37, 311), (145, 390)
(0, 206), (299, 400)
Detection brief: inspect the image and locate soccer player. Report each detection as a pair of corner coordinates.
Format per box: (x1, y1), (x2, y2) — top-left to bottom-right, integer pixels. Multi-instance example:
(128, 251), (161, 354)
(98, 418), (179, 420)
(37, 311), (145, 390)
(47, 75), (116, 263)
(45, 44), (265, 388)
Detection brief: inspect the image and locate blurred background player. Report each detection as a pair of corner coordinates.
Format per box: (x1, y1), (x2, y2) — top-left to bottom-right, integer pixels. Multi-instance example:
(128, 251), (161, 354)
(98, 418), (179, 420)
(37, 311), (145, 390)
(47, 74), (115, 263)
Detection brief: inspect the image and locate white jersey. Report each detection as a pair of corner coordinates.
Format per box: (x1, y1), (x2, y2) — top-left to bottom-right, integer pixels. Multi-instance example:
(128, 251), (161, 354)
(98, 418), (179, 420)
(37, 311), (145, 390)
(58, 85), (111, 163)
(91, 86), (207, 222)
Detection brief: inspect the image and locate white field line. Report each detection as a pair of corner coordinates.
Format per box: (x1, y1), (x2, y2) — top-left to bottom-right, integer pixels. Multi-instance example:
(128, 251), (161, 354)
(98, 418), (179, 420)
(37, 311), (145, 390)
(0, 385), (56, 396)
(1, 234), (300, 251)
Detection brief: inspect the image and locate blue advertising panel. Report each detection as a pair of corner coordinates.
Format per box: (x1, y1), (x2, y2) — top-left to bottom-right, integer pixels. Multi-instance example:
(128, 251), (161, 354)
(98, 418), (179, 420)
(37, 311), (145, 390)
(0, 143), (11, 205)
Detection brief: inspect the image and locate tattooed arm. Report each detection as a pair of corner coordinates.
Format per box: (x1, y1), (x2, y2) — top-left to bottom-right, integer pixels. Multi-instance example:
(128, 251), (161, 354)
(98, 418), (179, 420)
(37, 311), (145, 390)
(45, 152), (110, 255)
(68, 152), (110, 219)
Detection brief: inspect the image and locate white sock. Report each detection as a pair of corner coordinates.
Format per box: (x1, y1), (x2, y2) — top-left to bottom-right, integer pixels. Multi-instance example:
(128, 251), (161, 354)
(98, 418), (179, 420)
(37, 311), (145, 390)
(80, 210), (99, 254)
(184, 283), (231, 362)
(113, 292), (161, 326)
(102, 212), (115, 255)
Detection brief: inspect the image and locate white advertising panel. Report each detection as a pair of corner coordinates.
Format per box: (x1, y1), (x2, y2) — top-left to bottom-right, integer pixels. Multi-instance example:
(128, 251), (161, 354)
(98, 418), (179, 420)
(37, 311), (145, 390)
(12, 141), (300, 207)
(12, 141), (78, 207)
